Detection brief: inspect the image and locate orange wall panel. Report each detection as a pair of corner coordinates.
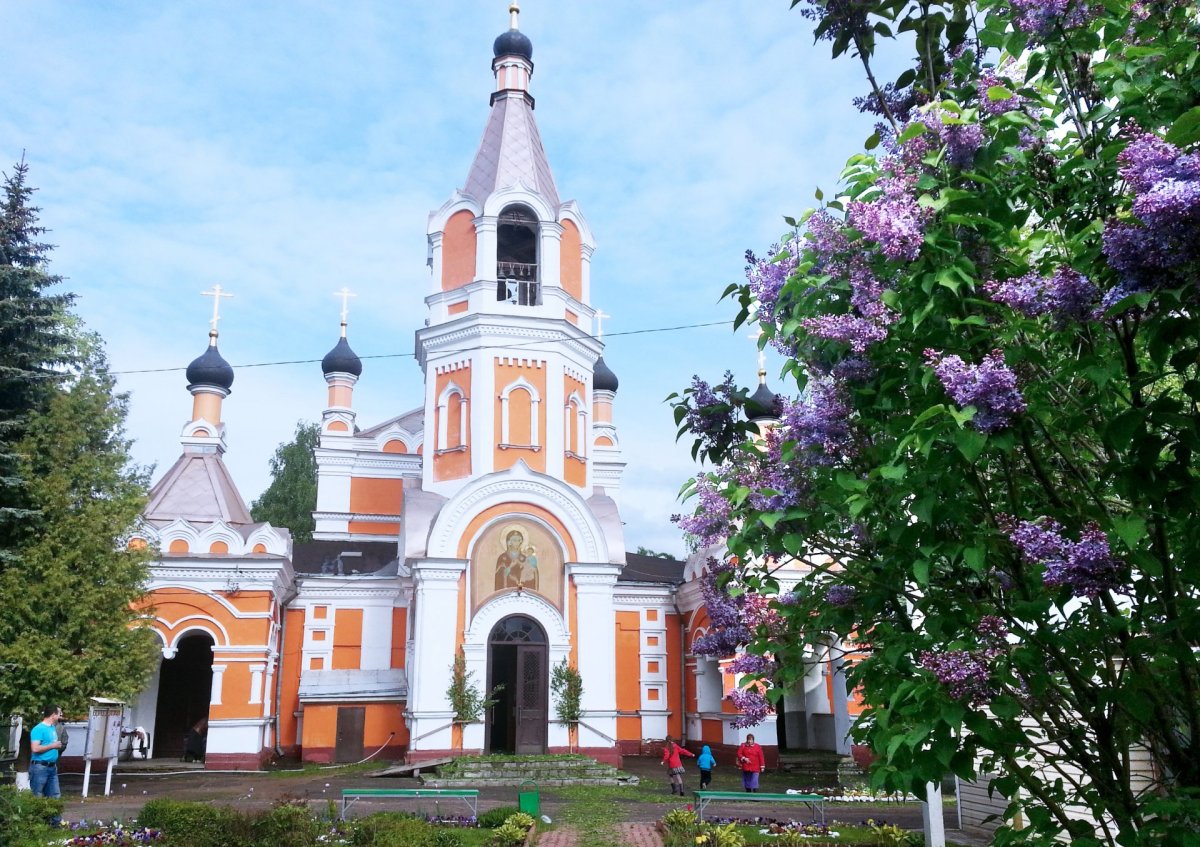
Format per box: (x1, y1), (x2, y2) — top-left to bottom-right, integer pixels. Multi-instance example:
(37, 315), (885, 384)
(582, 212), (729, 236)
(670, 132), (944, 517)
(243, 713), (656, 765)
(390, 608), (407, 670)
(441, 210), (477, 291)
(364, 703), (409, 747)
(448, 301), (468, 315)
(302, 704), (338, 750)
(348, 477), (403, 536)
(615, 612), (640, 720)
(666, 613), (683, 740)
(433, 367), (472, 482)
(493, 359), (546, 473)
(559, 219), (583, 301)
(333, 608), (363, 670)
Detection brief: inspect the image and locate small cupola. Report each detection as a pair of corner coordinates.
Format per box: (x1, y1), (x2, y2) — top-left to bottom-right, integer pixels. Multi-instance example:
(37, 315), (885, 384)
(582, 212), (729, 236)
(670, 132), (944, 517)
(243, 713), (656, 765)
(322, 336), (362, 377)
(186, 340), (234, 392)
(593, 356), (619, 393)
(493, 3), (533, 61)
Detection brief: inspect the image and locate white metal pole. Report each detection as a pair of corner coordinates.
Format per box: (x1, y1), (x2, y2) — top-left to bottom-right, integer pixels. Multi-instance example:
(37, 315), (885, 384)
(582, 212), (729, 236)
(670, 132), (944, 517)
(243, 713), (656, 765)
(103, 757), (115, 796)
(81, 759), (92, 799)
(923, 780), (946, 847)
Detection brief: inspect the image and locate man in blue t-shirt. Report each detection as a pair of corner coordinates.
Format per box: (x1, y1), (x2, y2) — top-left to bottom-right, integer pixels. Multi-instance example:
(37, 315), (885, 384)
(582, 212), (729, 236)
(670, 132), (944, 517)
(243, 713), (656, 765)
(29, 704), (65, 806)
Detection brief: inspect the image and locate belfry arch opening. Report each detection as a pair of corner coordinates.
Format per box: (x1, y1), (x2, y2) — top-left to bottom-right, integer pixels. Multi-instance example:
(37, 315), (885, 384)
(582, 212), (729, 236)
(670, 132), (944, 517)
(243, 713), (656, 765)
(486, 615), (547, 754)
(153, 632), (214, 759)
(496, 205), (540, 305)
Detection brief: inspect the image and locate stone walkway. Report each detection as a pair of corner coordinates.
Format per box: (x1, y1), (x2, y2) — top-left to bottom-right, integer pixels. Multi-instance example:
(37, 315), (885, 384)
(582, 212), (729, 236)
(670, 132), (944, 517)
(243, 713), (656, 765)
(533, 823), (661, 846)
(616, 822), (663, 846)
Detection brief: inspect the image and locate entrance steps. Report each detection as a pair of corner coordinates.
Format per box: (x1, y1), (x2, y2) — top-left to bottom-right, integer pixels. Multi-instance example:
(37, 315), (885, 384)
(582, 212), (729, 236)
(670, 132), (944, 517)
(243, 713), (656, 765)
(418, 754), (638, 787)
(776, 751), (858, 787)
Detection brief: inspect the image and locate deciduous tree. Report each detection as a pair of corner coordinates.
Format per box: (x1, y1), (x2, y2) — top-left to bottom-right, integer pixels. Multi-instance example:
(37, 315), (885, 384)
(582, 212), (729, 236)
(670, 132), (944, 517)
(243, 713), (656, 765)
(251, 421), (319, 543)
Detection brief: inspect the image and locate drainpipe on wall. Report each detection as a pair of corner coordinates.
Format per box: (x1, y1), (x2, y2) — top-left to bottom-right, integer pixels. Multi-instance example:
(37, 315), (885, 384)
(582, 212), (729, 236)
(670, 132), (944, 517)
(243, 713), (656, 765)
(678, 587), (688, 746)
(272, 584), (299, 759)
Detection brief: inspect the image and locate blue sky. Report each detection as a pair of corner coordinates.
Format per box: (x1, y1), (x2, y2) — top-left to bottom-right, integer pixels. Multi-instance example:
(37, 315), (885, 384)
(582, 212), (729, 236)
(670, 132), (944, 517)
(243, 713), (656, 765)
(3, 1), (888, 556)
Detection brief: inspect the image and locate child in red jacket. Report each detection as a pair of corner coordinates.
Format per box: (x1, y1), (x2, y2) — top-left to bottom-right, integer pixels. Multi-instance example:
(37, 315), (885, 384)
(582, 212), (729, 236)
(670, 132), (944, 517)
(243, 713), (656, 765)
(661, 736), (695, 795)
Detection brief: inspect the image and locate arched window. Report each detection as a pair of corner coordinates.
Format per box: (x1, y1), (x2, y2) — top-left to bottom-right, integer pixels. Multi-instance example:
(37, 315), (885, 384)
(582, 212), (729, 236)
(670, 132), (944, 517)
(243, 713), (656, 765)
(437, 381), (469, 452)
(496, 205), (540, 306)
(564, 391), (587, 458)
(500, 378), (540, 448)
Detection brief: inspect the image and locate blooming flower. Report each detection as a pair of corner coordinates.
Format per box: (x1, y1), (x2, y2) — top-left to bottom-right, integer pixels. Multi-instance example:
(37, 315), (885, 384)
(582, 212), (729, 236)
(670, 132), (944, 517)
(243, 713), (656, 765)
(727, 686), (774, 728)
(826, 585), (857, 607)
(848, 175), (931, 262)
(1000, 516), (1128, 598)
(977, 66), (1025, 117)
(672, 476), (733, 548)
(986, 267), (1099, 323)
(926, 349), (1027, 432)
(919, 649), (996, 705)
(1006, 0), (1098, 40)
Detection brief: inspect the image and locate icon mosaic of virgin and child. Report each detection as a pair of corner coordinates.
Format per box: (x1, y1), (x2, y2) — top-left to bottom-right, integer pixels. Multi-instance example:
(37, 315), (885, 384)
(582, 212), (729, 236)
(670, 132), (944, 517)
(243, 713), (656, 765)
(495, 527), (538, 590)
(473, 519), (562, 610)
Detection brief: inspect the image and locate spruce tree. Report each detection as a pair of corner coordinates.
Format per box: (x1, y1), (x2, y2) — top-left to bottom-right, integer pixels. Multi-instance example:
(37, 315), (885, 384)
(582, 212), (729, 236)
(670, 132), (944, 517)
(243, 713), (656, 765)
(0, 159), (74, 561)
(251, 421), (319, 543)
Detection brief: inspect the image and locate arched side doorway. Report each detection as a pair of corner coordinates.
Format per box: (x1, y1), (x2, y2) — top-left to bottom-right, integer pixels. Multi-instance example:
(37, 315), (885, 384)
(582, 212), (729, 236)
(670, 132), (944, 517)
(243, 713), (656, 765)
(153, 632), (213, 759)
(487, 615), (547, 754)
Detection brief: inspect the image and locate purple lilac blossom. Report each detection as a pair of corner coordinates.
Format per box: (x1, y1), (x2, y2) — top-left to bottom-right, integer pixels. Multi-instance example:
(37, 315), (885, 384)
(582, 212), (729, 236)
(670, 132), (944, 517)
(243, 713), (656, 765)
(853, 81), (923, 125)
(801, 314), (889, 352)
(728, 652), (777, 677)
(826, 585), (857, 607)
(778, 377), (856, 464)
(920, 650), (996, 706)
(806, 210), (850, 268)
(832, 356), (876, 382)
(848, 175), (930, 262)
(794, 0), (871, 43)
(727, 687), (774, 728)
(671, 476), (732, 548)
(977, 615), (1009, 642)
(926, 349), (1027, 432)
(986, 267), (1099, 322)
(1006, 0), (1098, 40)
(1103, 133), (1200, 292)
(1042, 523), (1128, 598)
(1000, 517), (1128, 598)
(745, 240), (801, 328)
(977, 67), (1024, 117)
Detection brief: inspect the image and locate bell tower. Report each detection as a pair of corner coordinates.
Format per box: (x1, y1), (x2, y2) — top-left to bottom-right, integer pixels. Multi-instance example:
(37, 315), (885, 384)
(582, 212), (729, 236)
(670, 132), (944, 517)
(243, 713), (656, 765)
(417, 3), (622, 498)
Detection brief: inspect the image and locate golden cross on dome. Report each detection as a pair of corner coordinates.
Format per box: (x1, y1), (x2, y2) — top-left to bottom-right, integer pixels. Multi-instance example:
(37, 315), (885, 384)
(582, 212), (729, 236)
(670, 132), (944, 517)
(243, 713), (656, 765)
(595, 309), (610, 342)
(334, 287), (357, 337)
(748, 327), (767, 382)
(200, 284), (234, 344)
(509, 2), (520, 29)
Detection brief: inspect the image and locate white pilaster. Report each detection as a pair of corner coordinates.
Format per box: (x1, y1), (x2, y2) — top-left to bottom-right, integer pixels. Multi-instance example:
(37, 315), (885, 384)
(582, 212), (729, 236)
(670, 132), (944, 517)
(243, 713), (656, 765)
(408, 560), (467, 751)
(476, 217), (498, 282)
(567, 563), (620, 746)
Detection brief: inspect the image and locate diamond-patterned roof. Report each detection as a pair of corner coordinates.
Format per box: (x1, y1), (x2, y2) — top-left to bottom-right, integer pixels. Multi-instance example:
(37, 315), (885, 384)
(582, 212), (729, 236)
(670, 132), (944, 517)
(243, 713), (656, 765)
(145, 451), (253, 525)
(463, 92), (560, 210)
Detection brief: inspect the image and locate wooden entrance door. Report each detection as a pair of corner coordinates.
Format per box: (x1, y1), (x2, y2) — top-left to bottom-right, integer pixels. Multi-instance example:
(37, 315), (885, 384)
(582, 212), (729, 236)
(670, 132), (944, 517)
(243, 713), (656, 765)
(514, 644), (546, 754)
(335, 706), (365, 763)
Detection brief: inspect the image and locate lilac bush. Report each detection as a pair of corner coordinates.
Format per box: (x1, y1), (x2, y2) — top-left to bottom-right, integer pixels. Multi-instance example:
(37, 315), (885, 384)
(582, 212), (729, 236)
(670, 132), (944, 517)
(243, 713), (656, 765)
(671, 0), (1200, 842)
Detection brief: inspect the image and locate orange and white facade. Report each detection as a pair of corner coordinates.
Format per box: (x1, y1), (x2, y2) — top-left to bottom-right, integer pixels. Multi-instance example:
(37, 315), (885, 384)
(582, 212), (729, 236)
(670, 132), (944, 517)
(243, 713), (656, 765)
(121, 8), (854, 770)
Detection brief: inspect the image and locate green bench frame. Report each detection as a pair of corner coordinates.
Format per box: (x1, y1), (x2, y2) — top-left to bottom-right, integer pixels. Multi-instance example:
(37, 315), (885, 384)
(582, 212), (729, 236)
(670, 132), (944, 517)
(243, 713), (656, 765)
(340, 787), (480, 820)
(692, 790), (825, 825)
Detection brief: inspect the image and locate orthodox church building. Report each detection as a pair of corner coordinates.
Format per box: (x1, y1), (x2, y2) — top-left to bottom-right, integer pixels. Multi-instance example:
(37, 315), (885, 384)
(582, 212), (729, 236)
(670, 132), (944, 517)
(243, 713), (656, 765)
(121, 7), (855, 770)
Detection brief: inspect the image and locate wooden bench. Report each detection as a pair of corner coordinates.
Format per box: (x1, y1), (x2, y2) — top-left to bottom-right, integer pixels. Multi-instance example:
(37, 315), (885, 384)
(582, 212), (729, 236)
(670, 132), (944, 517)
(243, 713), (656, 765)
(340, 787), (480, 820)
(692, 790), (825, 824)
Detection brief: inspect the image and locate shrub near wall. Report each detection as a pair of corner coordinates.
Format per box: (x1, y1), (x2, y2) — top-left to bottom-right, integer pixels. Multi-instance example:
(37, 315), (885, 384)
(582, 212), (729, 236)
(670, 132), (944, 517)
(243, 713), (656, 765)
(0, 785), (65, 847)
(137, 798), (251, 847)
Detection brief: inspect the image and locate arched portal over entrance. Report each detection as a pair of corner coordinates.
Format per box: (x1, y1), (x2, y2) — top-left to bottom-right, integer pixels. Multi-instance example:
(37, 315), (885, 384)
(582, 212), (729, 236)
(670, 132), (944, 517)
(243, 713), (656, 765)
(487, 615), (547, 754)
(153, 632), (213, 759)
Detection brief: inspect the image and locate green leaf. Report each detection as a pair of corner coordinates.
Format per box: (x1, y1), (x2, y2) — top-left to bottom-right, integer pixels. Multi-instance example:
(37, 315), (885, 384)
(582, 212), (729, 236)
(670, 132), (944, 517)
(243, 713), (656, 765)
(899, 122), (929, 143)
(955, 429), (988, 462)
(879, 463), (907, 480)
(987, 85), (1014, 101)
(913, 559), (931, 586)
(1166, 106), (1200, 147)
(964, 546), (986, 573)
(1111, 516), (1147, 551)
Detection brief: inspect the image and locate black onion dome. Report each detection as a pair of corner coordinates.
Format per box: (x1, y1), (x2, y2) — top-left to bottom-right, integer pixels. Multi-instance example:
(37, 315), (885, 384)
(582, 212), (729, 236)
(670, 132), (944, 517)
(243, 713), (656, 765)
(321, 336), (363, 377)
(186, 345), (234, 391)
(745, 382), (779, 421)
(593, 356), (619, 392)
(493, 28), (533, 61)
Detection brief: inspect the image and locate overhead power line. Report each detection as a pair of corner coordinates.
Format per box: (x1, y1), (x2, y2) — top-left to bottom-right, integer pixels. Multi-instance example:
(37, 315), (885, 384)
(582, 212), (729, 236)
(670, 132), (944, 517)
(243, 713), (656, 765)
(111, 320), (736, 376)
